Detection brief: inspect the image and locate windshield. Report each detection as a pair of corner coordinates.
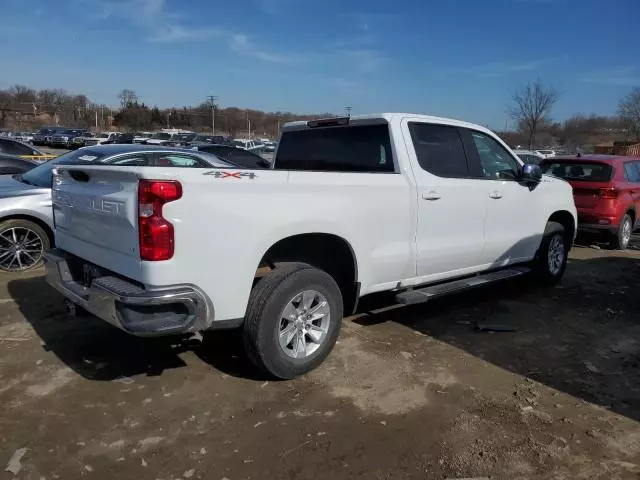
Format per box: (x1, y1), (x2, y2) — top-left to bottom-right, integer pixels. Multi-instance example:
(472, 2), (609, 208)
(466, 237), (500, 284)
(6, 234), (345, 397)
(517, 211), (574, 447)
(18, 149), (107, 188)
(98, 133), (110, 138)
(151, 133), (171, 140)
(232, 140), (246, 147)
(541, 162), (613, 182)
(135, 132), (151, 138)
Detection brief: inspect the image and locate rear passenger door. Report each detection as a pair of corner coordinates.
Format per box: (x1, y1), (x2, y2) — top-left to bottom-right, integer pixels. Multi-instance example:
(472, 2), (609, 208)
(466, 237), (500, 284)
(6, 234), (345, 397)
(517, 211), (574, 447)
(403, 120), (488, 281)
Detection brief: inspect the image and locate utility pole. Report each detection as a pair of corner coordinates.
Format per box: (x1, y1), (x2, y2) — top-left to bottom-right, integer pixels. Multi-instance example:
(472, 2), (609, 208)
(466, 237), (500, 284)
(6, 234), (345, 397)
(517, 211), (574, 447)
(166, 111), (171, 129)
(247, 111), (251, 138)
(207, 95), (218, 135)
(95, 110), (98, 130)
(345, 106), (352, 117)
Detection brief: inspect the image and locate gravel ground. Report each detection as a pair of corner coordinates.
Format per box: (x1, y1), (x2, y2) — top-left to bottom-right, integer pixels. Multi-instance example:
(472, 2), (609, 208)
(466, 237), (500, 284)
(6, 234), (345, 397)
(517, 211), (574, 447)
(1, 240), (639, 479)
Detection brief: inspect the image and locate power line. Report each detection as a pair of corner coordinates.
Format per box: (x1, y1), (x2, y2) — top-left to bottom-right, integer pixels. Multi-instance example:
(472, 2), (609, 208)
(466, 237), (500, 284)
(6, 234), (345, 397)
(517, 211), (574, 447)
(207, 95), (218, 135)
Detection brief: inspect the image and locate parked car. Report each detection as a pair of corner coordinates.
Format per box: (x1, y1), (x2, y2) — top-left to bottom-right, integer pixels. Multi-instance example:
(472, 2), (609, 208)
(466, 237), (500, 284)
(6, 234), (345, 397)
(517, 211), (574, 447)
(13, 132), (35, 143)
(143, 131), (186, 145)
(45, 113), (577, 379)
(188, 143), (270, 169)
(0, 145), (234, 273)
(232, 138), (265, 153)
(133, 132), (153, 144)
(50, 129), (88, 149)
(33, 127), (67, 146)
(541, 154), (640, 250)
(0, 138), (56, 161)
(184, 135), (231, 146)
(101, 133), (135, 144)
(263, 141), (276, 152)
(514, 150), (545, 164)
(536, 149), (557, 159)
(71, 132), (95, 149)
(84, 132), (119, 146)
(0, 154), (38, 175)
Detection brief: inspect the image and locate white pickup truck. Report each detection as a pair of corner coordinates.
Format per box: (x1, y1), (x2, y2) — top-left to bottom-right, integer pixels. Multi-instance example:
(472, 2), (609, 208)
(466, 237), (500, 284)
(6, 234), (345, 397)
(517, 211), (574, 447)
(45, 113), (577, 379)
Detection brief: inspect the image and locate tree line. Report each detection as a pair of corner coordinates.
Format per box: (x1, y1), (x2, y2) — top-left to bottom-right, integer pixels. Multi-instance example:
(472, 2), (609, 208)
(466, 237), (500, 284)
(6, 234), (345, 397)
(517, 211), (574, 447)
(0, 86), (331, 139)
(504, 79), (640, 150)
(1, 83), (639, 147)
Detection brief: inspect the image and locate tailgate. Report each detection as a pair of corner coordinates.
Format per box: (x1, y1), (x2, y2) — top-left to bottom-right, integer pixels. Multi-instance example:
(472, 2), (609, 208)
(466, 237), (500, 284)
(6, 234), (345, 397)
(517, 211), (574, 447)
(52, 166), (141, 278)
(568, 181), (608, 208)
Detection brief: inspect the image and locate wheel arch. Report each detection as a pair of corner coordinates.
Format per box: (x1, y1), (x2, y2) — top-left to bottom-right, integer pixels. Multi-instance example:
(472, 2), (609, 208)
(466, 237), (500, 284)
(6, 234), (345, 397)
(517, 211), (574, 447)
(256, 233), (360, 314)
(0, 213), (54, 246)
(548, 210), (576, 246)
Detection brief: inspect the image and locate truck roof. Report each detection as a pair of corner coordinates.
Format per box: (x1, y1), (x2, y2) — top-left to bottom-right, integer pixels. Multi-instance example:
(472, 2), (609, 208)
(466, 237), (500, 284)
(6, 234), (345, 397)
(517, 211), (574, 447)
(282, 113), (496, 136)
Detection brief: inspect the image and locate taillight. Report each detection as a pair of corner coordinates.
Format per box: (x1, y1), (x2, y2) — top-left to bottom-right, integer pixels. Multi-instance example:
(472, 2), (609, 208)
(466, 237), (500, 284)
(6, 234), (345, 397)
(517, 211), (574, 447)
(597, 188), (618, 199)
(138, 180), (182, 261)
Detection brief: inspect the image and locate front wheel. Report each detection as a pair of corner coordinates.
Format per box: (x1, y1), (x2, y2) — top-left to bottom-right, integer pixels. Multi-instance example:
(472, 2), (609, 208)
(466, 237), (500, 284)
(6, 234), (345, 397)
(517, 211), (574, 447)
(243, 262), (343, 379)
(532, 221), (568, 285)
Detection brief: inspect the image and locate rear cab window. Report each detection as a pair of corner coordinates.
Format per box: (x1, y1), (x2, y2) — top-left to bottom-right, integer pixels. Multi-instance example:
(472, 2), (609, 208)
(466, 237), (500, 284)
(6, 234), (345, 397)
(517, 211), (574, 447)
(541, 162), (613, 182)
(274, 122), (395, 173)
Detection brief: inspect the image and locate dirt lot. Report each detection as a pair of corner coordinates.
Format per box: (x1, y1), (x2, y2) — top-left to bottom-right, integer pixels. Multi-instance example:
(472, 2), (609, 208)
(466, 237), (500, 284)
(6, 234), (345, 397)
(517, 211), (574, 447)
(1, 240), (639, 479)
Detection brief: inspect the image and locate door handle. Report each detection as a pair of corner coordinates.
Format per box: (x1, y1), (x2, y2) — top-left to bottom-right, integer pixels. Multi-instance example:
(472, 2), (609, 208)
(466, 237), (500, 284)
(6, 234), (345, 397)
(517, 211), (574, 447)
(489, 191), (503, 199)
(422, 191), (441, 201)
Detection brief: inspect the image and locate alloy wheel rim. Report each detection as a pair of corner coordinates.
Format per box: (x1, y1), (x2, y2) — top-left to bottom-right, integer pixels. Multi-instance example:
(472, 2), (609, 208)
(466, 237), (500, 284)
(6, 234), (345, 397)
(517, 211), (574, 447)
(278, 290), (331, 359)
(0, 227), (44, 271)
(547, 234), (565, 275)
(622, 219), (632, 247)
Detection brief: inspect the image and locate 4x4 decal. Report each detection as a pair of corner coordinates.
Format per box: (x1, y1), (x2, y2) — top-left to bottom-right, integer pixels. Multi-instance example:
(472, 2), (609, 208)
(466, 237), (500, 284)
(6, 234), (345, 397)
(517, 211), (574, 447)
(204, 171), (257, 179)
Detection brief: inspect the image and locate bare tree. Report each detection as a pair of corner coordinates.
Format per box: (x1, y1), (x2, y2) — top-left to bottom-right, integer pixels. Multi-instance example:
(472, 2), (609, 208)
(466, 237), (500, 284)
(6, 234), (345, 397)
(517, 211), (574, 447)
(508, 79), (558, 149)
(118, 89), (138, 109)
(618, 87), (640, 141)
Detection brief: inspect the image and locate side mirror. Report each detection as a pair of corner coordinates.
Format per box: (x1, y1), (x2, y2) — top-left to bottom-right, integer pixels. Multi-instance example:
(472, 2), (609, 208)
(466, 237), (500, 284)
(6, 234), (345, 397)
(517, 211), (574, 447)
(520, 163), (542, 184)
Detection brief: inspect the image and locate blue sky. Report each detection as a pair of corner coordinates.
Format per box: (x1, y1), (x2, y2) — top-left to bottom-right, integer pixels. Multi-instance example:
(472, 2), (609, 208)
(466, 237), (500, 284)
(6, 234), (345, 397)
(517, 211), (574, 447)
(2, 0), (639, 128)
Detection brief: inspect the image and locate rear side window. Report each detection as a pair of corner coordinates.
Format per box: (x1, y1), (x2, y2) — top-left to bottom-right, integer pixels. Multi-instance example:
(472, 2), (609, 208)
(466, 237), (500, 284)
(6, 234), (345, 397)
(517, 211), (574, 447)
(541, 162), (613, 182)
(148, 153), (210, 168)
(274, 124), (394, 173)
(408, 123), (469, 178)
(624, 162), (640, 182)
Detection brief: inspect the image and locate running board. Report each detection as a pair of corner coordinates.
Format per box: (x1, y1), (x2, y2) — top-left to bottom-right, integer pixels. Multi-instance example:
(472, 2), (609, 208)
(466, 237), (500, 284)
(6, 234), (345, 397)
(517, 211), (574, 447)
(396, 267), (531, 305)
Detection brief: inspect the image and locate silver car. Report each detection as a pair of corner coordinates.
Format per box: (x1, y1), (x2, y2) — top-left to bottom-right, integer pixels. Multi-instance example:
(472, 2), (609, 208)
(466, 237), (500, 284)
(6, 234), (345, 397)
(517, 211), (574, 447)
(0, 144), (236, 273)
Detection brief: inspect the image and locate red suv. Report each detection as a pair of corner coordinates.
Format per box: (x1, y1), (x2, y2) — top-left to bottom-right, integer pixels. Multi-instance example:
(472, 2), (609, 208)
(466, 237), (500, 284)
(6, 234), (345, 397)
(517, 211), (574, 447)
(540, 154), (640, 250)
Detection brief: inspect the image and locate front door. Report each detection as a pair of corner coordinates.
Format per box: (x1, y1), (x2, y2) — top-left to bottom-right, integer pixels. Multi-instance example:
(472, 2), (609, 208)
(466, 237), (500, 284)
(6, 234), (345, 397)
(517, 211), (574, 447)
(403, 120), (488, 282)
(463, 129), (542, 266)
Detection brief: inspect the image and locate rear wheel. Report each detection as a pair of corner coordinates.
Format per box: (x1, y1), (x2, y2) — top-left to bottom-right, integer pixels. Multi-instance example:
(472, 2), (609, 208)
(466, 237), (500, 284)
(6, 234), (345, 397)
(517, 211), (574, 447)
(243, 262), (343, 379)
(0, 219), (50, 272)
(532, 221), (568, 284)
(610, 214), (632, 250)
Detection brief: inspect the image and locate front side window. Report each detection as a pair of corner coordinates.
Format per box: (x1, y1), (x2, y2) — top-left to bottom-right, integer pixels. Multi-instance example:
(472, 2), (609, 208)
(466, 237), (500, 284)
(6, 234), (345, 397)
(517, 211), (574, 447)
(274, 124), (394, 173)
(408, 123), (469, 178)
(470, 131), (520, 180)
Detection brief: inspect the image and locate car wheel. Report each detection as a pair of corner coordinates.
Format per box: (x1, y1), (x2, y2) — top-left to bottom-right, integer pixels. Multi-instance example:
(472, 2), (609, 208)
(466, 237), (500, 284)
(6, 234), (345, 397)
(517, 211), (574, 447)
(0, 219), (50, 272)
(610, 214), (633, 250)
(243, 262), (343, 379)
(532, 221), (567, 285)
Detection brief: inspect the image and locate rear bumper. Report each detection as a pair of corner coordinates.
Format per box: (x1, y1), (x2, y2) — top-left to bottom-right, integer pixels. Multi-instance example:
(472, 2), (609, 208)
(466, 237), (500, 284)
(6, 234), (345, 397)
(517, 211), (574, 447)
(44, 249), (214, 336)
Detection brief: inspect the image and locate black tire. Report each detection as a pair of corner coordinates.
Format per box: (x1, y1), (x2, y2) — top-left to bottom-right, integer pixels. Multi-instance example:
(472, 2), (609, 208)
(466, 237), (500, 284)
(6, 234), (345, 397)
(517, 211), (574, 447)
(0, 218), (51, 272)
(243, 262), (343, 380)
(609, 214), (632, 250)
(532, 221), (568, 285)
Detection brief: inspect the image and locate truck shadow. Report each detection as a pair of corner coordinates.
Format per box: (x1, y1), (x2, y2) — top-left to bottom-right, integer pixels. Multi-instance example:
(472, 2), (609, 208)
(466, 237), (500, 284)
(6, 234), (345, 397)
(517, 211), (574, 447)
(353, 246), (640, 423)
(6, 276), (266, 382)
